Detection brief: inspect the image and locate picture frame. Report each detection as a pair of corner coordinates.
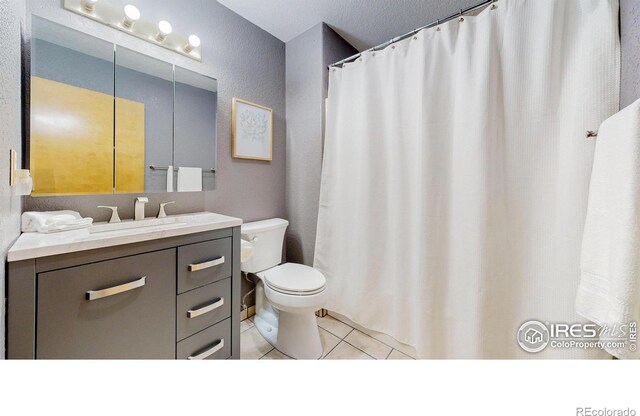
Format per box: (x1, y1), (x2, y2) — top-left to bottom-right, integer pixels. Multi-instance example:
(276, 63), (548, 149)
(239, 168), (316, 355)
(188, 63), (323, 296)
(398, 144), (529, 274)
(232, 97), (273, 161)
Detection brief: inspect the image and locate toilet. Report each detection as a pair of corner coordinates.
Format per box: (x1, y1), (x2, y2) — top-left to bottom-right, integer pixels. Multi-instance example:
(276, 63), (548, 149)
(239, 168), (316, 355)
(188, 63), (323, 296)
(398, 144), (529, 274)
(241, 218), (327, 359)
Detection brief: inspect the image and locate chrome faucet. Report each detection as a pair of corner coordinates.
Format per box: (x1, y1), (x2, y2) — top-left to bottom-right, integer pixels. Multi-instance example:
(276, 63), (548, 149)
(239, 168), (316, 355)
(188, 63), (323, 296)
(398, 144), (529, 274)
(157, 201), (175, 218)
(97, 206), (121, 223)
(134, 197), (149, 220)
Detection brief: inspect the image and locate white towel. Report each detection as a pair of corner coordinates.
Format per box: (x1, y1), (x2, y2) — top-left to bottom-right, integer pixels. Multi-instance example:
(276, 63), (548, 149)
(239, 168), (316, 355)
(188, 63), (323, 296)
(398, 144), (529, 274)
(22, 210), (93, 233)
(166, 165), (174, 192)
(576, 99), (640, 359)
(177, 167), (202, 192)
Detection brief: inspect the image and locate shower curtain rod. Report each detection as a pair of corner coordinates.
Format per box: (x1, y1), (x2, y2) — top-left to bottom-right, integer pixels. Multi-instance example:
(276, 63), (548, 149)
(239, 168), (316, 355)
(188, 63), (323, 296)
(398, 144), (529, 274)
(328, 0), (497, 68)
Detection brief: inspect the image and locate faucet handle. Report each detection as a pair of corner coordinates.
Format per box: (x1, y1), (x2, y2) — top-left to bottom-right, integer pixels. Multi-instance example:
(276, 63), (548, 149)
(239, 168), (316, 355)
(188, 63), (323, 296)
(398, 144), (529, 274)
(157, 201), (175, 218)
(97, 206), (121, 223)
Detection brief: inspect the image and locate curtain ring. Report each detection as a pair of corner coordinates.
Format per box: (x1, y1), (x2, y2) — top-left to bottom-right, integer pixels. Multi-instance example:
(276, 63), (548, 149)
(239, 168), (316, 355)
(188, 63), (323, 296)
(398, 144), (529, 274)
(459, 10), (464, 22)
(491, 0), (498, 10)
(436, 18), (441, 31)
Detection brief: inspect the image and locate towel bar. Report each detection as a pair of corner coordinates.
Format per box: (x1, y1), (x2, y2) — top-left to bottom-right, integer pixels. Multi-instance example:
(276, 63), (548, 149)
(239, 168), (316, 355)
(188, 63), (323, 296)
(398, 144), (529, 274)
(149, 165), (215, 173)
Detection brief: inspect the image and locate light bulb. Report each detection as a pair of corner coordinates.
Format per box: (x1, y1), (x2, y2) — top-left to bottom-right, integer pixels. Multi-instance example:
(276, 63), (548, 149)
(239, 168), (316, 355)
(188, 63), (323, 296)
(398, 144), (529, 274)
(122, 4), (140, 29)
(183, 35), (200, 53)
(82, 0), (98, 12)
(156, 20), (172, 42)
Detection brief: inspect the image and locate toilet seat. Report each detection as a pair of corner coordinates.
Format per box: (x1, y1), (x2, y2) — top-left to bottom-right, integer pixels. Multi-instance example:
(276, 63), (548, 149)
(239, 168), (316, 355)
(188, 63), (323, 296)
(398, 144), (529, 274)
(262, 263), (326, 296)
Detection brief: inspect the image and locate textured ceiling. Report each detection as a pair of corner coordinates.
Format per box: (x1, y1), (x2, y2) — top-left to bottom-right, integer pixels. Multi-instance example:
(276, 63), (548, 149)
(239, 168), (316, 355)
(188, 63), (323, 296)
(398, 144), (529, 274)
(216, 0), (479, 51)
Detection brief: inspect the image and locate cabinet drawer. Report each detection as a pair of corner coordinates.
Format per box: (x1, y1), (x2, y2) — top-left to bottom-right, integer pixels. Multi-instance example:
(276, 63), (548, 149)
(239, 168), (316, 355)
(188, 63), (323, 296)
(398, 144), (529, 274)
(177, 238), (232, 294)
(177, 318), (231, 360)
(177, 278), (231, 341)
(37, 249), (176, 359)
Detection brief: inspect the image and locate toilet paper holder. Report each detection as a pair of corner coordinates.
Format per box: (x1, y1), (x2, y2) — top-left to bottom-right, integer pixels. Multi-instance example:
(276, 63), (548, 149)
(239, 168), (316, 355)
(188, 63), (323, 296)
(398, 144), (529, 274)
(9, 148), (33, 195)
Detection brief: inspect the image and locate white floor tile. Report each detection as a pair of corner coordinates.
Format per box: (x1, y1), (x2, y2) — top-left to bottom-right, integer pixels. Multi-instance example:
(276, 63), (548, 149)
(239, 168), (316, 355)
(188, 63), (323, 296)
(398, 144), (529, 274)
(319, 327), (341, 358)
(316, 315), (353, 339)
(386, 349), (413, 360)
(323, 341), (373, 360)
(241, 326), (273, 359)
(344, 329), (392, 360)
(261, 349), (292, 360)
(240, 318), (255, 333)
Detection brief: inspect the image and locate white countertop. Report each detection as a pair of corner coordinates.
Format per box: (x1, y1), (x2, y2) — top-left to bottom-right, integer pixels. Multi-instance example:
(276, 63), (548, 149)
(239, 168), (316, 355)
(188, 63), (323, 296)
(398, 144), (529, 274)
(7, 212), (242, 262)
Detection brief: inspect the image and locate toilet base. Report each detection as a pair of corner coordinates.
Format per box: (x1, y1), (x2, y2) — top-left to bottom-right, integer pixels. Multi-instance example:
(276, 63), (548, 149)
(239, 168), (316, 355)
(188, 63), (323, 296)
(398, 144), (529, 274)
(255, 309), (323, 360)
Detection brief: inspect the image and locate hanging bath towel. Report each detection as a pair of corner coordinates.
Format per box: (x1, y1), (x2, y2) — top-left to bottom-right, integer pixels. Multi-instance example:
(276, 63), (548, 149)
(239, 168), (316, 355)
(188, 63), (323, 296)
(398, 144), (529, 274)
(576, 99), (640, 359)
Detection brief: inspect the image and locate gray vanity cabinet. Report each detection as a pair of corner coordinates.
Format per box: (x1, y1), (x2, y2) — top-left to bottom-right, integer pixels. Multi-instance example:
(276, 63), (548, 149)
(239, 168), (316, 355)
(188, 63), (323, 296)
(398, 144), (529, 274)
(6, 227), (241, 360)
(37, 250), (176, 359)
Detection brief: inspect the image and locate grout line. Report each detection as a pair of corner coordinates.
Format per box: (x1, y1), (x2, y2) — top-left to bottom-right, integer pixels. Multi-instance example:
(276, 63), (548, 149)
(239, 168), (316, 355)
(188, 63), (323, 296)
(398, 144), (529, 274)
(317, 315), (355, 339)
(240, 321), (255, 333)
(257, 347), (274, 360)
(342, 339), (377, 360)
(316, 323), (353, 340)
(328, 313), (413, 355)
(321, 339), (343, 360)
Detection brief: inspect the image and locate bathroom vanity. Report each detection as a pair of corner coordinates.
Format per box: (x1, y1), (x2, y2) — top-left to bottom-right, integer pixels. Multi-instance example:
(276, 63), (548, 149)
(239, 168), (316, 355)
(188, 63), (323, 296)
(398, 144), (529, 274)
(5, 212), (241, 359)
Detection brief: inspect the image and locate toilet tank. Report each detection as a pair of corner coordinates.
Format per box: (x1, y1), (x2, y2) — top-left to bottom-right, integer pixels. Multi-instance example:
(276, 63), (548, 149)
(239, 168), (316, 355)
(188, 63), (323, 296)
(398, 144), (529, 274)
(241, 218), (289, 273)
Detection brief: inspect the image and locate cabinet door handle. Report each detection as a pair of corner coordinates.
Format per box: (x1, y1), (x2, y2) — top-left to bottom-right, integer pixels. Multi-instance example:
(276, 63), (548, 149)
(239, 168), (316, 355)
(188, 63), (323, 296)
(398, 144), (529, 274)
(187, 298), (224, 319)
(188, 339), (224, 360)
(86, 276), (146, 301)
(188, 256), (225, 272)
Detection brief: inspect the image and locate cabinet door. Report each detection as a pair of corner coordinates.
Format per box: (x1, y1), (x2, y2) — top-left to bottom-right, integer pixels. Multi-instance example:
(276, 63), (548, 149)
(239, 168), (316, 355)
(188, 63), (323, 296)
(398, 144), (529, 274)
(37, 250), (176, 359)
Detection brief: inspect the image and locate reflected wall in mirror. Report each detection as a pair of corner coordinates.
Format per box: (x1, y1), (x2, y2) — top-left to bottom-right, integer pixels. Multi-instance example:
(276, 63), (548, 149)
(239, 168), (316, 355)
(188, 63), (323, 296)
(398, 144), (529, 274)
(30, 16), (114, 196)
(115, 47), (173, 193)
(174, 67), (217, 192)
(28, 17), (218, 196)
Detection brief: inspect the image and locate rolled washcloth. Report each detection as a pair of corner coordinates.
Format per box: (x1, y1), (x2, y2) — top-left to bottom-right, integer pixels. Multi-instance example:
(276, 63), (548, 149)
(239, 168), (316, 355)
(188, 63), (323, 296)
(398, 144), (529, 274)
(21, 210), (93, 233)
(576, 99), (640, 359)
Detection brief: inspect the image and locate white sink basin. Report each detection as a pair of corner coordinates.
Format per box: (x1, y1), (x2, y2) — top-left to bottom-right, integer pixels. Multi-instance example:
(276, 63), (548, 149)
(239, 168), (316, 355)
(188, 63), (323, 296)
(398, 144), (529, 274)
(90, 217), (184, 233)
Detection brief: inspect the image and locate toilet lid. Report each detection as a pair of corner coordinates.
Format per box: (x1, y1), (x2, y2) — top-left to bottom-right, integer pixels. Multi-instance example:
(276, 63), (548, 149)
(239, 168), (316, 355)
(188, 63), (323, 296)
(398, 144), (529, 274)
(264, 263), (326, 295)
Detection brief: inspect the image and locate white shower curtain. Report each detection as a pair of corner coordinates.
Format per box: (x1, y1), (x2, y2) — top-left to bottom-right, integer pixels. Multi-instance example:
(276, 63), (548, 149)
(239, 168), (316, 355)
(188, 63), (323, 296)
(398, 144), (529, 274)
(314, 0), (620, 358)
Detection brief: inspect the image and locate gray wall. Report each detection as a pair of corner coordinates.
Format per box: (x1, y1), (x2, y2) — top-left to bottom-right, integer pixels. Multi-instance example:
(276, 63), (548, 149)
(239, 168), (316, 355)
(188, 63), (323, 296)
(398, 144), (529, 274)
(0, 0), (25, 359)
(620, 0), (640, 108)
(24, 0), (286, 224)
(285, 23), (357, 265)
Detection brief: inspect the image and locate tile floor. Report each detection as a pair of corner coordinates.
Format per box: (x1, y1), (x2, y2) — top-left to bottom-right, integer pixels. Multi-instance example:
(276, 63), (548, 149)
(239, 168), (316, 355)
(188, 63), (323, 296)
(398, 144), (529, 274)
(240, 314), (414, 360)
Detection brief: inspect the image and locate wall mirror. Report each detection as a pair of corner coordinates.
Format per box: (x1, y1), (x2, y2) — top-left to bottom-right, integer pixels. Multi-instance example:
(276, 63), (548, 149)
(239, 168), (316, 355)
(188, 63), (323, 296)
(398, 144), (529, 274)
(28, 16), (217, 196)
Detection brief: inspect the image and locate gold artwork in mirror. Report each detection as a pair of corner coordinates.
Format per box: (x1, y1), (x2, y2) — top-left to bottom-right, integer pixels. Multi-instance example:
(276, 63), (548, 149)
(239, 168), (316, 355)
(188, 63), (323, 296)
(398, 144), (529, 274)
(30, 77), (114, 196)
(115, 98), (146, 193)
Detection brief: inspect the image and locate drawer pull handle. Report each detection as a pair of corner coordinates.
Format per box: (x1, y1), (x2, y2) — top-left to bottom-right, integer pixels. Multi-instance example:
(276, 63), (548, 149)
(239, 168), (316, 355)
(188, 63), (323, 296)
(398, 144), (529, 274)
(86, 276), (146, 301)
(188, 339), (224, 360)
(188, 298), (224, 319)
(189, 256), (225, 272)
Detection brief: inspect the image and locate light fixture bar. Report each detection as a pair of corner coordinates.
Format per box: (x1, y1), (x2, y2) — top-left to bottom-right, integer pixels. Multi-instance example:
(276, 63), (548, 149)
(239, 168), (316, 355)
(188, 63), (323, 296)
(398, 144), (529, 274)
(63, 0), (202, 62)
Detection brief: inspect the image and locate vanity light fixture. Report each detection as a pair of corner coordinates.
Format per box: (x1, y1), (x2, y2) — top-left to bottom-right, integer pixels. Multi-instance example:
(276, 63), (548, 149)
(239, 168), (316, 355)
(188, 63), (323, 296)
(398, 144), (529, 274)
(183, 35), (201, 53)
(63, 0), (202, 61)
(122, 4), (140, 29)
(156, 20), (172, 42)
(81, 0), (98, 12)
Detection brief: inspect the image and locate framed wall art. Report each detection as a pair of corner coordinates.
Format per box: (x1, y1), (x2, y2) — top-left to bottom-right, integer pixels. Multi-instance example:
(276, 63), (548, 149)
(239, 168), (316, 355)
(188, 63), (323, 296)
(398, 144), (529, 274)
(232, 98), (273, 161)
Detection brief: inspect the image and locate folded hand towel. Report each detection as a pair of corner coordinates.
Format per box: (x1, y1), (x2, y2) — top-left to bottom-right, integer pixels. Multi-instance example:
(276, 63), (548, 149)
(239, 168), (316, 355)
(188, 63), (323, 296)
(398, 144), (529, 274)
(166, 165), (174, 192)
(22, 210), (93, 234)
(576, 99), (640, 359)
(177, 167), (202, 192)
